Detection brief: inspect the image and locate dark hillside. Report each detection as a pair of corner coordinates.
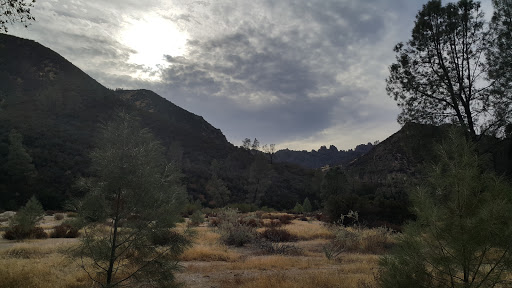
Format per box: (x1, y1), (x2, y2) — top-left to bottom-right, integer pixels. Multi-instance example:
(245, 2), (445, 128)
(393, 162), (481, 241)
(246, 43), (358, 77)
(0, 33), (319, 212)
(0, 33), (234, 209)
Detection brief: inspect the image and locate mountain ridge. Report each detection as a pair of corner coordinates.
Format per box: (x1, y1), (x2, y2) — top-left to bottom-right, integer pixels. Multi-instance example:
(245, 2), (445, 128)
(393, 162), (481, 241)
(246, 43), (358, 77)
(0, 33), (234, 209)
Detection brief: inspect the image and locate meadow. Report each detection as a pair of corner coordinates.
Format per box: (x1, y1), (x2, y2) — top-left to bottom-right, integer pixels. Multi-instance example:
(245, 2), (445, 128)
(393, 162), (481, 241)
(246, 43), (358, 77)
(0, 211), (394, 288)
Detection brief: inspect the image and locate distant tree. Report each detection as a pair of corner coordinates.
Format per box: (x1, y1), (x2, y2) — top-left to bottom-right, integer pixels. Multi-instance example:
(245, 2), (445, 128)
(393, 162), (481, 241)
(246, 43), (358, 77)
(9, 195), (44, 234)
(0, 0), (36, 33)
(293, 202), (303, 213)
(76, 112), (190, 288)
(262, 143), (276, 164)
(302, 197), (312, 213)
(6, 129), (35, 181)
(487, 0), (512, 130)
(387, 0), (499, 139)
(206, 175), (230, 207)
(209, 159), (222, 177)
(242, 138), (251, 150)
(247, 155), (272, 205)
(251, 138), (260, 150)
(320, 167), (350, 221)
(379, 130), (512, 287)
(5, 129), (36, 206)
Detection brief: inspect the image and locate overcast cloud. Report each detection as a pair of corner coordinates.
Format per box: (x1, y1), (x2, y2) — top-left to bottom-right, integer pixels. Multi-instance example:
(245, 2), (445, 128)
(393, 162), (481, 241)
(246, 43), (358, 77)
(7, 0), (494, 151)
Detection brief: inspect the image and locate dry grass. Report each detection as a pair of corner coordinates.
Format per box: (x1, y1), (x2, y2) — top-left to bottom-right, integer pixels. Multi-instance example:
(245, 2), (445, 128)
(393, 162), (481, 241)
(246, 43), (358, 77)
(0, 213), (390, 288)
(284, 220), (334, 240)
(225, 255), (325, 270)
(0, 242), (90, 288)
(219, 270), (377, 288)
(180, 226), (242, 262)
(180, 243), (242, 262)
(330, 226), (396, 254)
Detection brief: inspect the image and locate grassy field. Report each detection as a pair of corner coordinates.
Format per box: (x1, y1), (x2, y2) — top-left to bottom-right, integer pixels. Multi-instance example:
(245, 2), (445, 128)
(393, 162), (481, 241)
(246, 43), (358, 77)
(0, 212), (391, 288)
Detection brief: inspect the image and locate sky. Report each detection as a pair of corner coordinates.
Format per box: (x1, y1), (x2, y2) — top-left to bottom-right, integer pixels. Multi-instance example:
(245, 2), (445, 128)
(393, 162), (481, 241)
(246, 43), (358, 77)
(8, 0), (494, 151)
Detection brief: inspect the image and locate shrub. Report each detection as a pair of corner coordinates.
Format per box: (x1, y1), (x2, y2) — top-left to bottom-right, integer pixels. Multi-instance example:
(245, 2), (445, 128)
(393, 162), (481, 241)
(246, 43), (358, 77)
(50, 224), (80, 238)
(220, 224), (256, 246)
(227, 203), (258, 213)
(263, 219), (282, 228)
(278, 214), (293, 225)
(324, 224), (394, 256)
(260, 228), (297, 242)
(293, 203), (303, 213)
(208, 217), (220, 227)
(216, 208), (257, 246)
(240, 217), (262, 227)
(5, 196), (46, 240)
(54, 213), (64, 221)
(258, 241), (303, 256)
(4, 225), (48, 240)
(66, 212), (78, 218)
(150, 230), (187, 246)
(189, 210), (204, 227)
(10, 196), (44, 231)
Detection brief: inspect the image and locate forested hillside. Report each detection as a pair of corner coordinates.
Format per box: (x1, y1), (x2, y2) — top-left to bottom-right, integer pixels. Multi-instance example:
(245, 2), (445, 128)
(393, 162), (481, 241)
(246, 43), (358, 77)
(0, 33), (317, 211)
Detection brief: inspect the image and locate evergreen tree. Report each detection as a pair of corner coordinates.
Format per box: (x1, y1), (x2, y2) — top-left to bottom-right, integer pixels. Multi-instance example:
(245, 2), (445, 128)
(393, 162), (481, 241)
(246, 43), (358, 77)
(76, 112), (190, 288)
(9, 195), (44, 233)
(302, 197), (312, 213)
(247, 155), (272, 205)
(379, 130), (512, 287)
(487, 0), (512, 133)
(387, 0), (499, 138)
(293, 202), (303, 213)
(6, 129), (35, 180)
(206, 175), (231, 207)
(4, 129), (36, 207)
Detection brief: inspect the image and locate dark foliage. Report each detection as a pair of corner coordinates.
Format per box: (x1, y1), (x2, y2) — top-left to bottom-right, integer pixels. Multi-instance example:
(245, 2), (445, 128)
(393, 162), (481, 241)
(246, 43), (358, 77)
(260, 227), (297, 242)
(258, 241), (303, 256)
(50, 223), (79, 238)
(4, 225), (47, 240)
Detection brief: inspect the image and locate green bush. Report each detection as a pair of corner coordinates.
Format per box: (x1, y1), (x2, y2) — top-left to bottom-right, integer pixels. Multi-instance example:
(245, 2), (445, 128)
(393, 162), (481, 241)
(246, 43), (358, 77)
(189, 210), (204, 227)
(5, 196), (45, 240)
(216, 208), (257, 246)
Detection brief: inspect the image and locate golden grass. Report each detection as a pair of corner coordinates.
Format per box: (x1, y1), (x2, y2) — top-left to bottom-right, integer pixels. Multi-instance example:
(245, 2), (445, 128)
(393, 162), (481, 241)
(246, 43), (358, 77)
(180, 243), (241, 262)
(331, 226), (396, 254)
(284, 220), (334, 240)
(0, 249), (89, 288)
(218, 268), (377, 288)
(0, 213), (391, 288)
(180, 226), (242, 262)
(226, 255), (326, 270)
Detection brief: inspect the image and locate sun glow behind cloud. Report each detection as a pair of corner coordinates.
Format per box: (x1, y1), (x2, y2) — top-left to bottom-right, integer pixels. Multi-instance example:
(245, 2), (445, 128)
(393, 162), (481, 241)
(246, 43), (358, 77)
(120, 14), (189, 80)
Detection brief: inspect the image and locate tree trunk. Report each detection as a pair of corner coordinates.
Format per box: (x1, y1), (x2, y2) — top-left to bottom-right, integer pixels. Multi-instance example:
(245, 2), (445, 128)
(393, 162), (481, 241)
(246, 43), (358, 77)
(106, 190), (121, 287)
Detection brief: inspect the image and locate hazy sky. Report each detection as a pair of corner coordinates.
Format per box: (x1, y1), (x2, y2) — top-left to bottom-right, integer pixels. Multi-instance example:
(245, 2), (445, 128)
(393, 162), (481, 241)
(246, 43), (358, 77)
(8, 0), (493, 151)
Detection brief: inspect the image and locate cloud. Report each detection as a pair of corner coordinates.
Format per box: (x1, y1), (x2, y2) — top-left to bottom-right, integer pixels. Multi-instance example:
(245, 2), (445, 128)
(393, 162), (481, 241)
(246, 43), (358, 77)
(10, 0), (480, 150)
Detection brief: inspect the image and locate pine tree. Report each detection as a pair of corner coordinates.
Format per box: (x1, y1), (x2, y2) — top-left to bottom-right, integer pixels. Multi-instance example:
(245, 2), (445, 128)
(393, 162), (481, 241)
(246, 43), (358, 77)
(302, 197), (312, 213)
(378, 129), (512, 287)
(5, 129), (36, 206)
(76, 112), (190, 288)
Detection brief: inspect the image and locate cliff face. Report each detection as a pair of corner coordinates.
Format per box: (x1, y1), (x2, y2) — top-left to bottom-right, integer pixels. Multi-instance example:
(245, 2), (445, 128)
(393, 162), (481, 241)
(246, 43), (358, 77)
(274, 143), (374, 169)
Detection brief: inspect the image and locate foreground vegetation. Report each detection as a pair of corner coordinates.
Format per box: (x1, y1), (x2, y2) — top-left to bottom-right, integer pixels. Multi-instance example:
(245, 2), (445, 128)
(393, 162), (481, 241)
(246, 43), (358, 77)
(0, 211), (393, 288)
